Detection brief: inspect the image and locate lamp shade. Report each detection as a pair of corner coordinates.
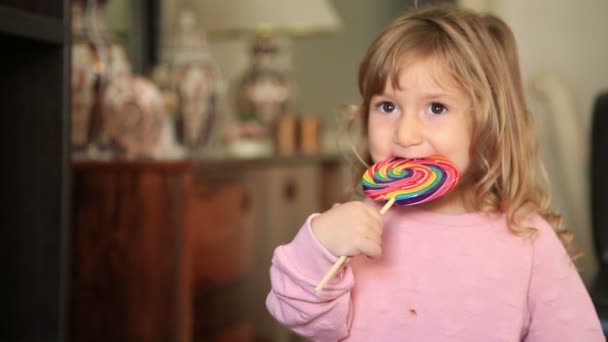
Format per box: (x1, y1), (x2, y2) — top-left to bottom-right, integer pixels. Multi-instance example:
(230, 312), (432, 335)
(197, 0), (342, 37)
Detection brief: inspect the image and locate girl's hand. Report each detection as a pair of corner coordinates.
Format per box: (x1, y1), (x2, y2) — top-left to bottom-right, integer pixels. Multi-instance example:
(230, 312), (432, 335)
(311, 201), (384, 258)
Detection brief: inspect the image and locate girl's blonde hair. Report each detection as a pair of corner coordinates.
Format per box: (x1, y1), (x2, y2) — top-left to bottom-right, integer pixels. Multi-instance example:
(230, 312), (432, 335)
(350, 5), (574, 250)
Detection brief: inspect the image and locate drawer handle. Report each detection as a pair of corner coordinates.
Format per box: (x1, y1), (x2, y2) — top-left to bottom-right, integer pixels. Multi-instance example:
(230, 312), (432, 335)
(241, 191), (251, 212)
(283, 179), (297, 201)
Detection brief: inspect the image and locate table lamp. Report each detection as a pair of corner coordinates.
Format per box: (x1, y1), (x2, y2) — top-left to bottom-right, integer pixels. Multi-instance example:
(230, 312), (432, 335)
(197, 0), (342, 136)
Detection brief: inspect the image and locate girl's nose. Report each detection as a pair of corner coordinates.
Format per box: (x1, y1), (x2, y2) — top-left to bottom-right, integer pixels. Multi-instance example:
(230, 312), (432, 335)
(395, 113), (423, 147)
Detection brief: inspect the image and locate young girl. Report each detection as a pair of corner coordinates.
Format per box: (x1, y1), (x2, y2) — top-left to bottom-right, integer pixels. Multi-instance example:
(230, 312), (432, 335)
(266, 5), (604, 341)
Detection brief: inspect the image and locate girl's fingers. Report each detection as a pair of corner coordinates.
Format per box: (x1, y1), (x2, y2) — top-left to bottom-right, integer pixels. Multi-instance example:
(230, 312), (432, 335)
(357, 234), (382, 258)
(364, 213), (383, 236)
(364, 227), (382, 246)
(364, 205), (384, 232)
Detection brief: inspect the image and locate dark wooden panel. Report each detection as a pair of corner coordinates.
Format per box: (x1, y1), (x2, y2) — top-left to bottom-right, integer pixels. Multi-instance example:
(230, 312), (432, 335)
(70, 163), (192, 342)
(0, 0), (63, 18)
(0, 6), (64, 44)
(0, 31), (68, 341)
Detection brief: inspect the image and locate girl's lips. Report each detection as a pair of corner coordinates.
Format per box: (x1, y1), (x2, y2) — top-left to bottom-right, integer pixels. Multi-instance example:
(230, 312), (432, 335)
(390, 155), (433, 160)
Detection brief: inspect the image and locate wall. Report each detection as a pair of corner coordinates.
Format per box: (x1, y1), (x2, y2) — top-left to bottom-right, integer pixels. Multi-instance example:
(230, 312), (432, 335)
(494, 0), (608, 128)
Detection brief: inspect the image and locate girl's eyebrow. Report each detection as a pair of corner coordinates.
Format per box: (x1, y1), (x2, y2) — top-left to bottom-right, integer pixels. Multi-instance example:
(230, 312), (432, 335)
(370, 94), (395, 101)
(372, 88), (462, 102)
(419, 87), (465, 100)
(420, 92), (452, 100)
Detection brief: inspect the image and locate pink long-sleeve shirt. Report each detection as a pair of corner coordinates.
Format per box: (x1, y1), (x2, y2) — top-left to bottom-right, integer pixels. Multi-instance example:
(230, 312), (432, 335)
(266, 205), (604, 341)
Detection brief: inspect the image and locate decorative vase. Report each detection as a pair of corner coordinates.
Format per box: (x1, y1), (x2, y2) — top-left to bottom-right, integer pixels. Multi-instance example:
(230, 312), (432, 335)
(154, 9), (221, 153)
(235, 36), (293, 135)
(71, 0), (170, 159)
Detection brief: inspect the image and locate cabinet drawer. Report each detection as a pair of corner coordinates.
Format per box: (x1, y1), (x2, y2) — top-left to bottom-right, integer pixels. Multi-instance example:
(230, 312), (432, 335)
(188, 177), (256, 287)
(262, 165), (321, 246)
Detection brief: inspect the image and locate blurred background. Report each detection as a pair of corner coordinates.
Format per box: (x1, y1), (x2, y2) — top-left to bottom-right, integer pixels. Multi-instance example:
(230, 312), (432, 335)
(1, 0), (607, 340)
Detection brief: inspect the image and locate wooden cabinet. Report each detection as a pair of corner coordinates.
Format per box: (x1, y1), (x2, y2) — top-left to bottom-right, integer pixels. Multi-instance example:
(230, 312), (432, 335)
(70, 155), (345, 341)
(70, 161), (194, 342)
(187, 165), (258, 341)
(191, 156), (345, 341)
(249, 165), (326, 341)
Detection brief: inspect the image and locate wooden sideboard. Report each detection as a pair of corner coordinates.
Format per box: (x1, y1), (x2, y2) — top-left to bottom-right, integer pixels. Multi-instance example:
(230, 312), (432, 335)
(70, 155), (346, 342)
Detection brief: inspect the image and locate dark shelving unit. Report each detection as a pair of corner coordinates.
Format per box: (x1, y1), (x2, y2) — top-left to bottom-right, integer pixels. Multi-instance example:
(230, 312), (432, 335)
(0, 1), (70, 341)
(0, 6), (65, 44)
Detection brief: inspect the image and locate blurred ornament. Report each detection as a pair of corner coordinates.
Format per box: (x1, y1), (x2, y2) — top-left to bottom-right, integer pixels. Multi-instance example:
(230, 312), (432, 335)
(70, 0), (174, 160)
(154, 9), (221, 152)
(236, 36), (293, 131)
(101, 76), (166, 159)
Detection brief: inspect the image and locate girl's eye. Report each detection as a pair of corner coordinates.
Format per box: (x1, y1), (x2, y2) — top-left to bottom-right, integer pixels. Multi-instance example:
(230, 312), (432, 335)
(377, 101), (397, 113)
(427, 102), (447, 115)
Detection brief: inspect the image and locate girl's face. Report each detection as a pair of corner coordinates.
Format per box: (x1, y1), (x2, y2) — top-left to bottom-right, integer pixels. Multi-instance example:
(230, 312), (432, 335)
(367, 58), (472, 177)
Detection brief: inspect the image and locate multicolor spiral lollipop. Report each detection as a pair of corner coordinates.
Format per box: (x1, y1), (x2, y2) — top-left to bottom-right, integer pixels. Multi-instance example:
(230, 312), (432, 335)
(361, 156), (460, 206)
(315, 155), (460, 292)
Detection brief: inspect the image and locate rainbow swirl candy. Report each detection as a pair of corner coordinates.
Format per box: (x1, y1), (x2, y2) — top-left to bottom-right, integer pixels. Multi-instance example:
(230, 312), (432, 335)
(361, 156), (460, 206)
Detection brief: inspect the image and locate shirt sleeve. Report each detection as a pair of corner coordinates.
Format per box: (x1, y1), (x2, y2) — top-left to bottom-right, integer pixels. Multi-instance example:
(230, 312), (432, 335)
(524, 215), (605, 341)
(266, 214), (355, 342)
